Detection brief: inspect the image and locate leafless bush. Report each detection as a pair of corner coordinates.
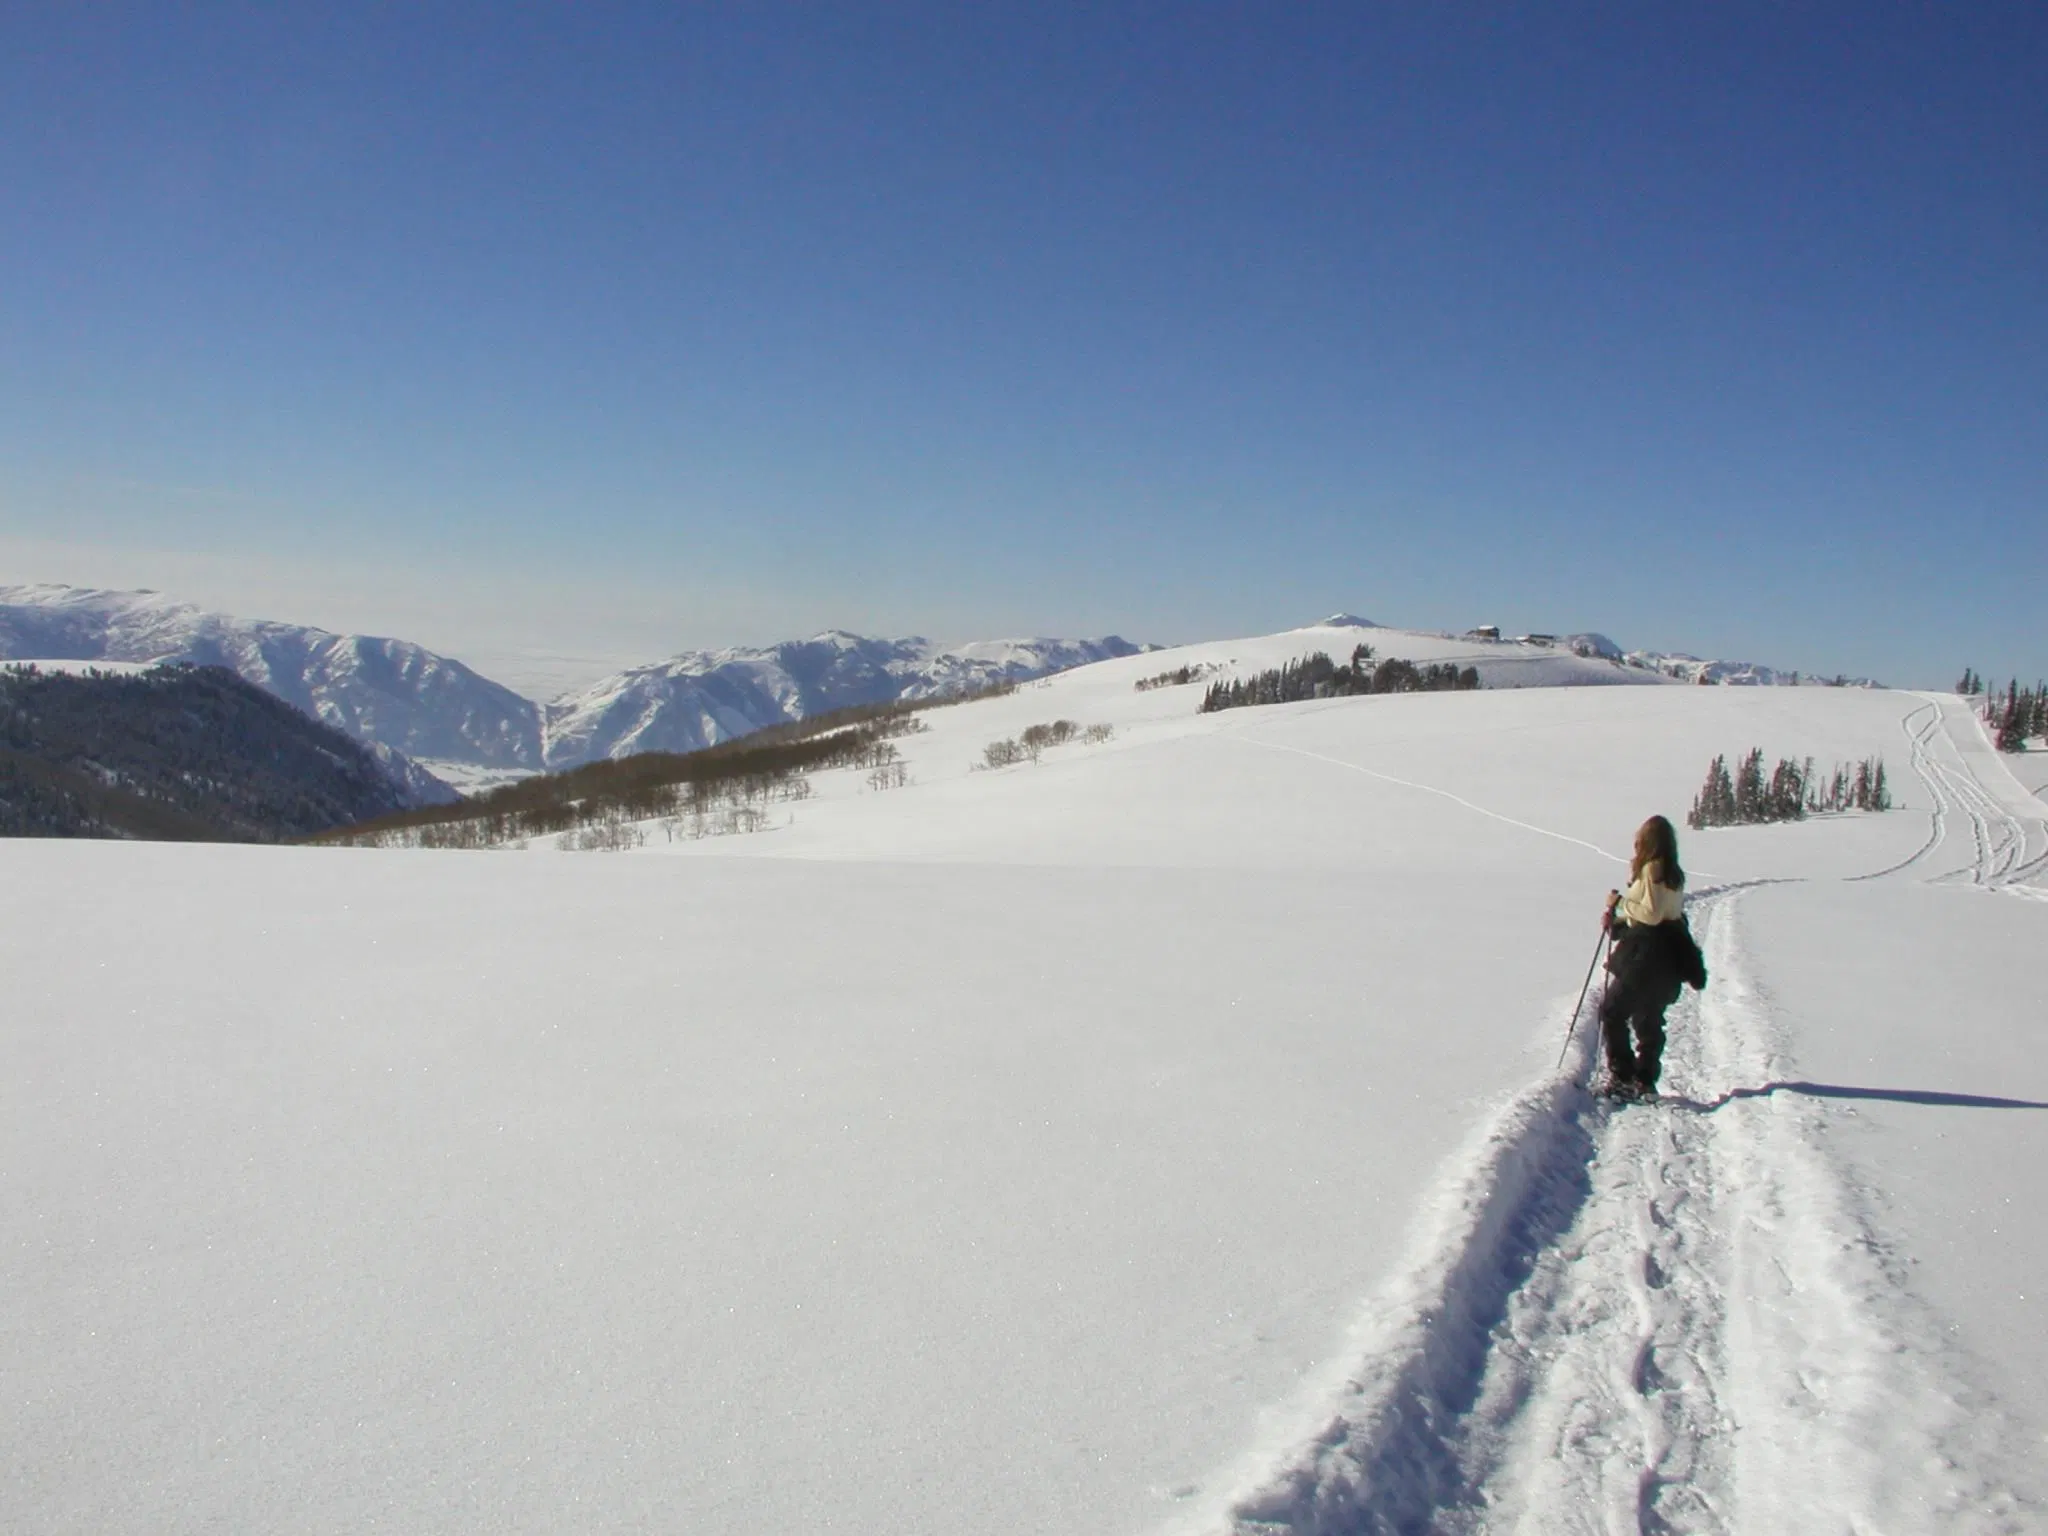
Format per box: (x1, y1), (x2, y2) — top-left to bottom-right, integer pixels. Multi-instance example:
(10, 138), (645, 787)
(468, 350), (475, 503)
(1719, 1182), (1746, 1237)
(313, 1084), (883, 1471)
(979, 720), (1111, 770)
(1134, 663), (1215, 691)
(868, 761), (910, 791)
(567, 815), (646, 851)
(662, 804), (770, 841)
(1019, 720), (1080, 753)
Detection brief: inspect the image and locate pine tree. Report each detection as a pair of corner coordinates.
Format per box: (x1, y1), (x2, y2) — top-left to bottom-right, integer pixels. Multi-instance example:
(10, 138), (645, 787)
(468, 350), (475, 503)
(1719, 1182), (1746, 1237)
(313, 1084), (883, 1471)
(1996, 680), (2026, 752)
(1766, 757), (1807, 822)
(1734, 748), (1765, 823)
(1688, 754), (1738, 828)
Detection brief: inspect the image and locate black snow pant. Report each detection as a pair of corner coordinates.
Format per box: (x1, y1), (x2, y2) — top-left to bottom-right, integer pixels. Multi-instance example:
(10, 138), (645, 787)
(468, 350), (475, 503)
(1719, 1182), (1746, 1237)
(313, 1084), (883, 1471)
(1599, 990), (1667, 1090)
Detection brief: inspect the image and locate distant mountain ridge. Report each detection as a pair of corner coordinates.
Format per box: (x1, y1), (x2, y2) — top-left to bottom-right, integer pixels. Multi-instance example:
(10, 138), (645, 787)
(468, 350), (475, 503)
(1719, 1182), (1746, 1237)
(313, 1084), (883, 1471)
(1, 585), (1863, 786)
(1619, 650), (1875, 687)
(547, 631), (1149, 765)
(0, 586), (1149, 777)
(0, 585), (542, 771)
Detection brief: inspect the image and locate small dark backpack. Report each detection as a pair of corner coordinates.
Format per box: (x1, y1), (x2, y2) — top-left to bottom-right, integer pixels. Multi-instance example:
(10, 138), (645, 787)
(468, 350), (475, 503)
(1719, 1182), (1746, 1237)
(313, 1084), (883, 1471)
(1673, 915), (1708, 991)
(1605, 915), (1708, 1000)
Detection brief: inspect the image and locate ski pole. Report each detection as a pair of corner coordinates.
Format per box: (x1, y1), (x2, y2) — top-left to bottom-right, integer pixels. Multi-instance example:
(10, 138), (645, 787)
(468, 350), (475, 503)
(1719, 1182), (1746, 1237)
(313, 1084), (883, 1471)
(1556, 927), (1609, 1071)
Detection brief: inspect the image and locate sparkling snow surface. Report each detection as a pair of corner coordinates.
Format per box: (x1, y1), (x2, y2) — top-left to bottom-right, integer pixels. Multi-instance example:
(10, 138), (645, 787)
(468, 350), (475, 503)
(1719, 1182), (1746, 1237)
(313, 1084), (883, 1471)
(5, 623), (2044, 1534)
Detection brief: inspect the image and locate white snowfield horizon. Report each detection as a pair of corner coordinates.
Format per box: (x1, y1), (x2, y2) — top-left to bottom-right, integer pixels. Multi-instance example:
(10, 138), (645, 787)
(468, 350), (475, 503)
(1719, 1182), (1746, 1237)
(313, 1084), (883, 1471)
(5, 619), (2045, 1533)
(0, 585), (1869, 798)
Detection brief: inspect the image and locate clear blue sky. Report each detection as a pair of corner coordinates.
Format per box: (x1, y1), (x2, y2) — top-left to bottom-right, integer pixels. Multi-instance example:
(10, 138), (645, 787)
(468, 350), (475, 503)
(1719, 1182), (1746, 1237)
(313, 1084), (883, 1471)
(2, 3), (2042, 694)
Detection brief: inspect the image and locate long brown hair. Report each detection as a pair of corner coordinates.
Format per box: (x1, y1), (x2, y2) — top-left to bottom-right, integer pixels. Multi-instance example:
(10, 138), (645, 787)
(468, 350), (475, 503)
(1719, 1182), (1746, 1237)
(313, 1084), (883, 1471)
(1632, 815), (1685, 889)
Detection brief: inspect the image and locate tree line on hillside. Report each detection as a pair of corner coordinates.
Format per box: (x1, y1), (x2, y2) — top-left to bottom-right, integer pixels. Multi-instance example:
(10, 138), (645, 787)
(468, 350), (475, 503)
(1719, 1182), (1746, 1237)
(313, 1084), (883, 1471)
(1199, 645), (1480, 714)
(1133, 663), (1217, 692)
(1687, 748), (1891, 829)
(1957, 670), (2045, 752)
(0, 663), (413, 840)
(322, 685), (1013, 849)
(978, 719), (1114, 769)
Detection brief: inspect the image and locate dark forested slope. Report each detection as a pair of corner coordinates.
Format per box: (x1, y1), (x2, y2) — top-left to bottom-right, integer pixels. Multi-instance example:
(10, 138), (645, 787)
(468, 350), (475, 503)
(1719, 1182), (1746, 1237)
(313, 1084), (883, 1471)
(0, 664), (422, 840)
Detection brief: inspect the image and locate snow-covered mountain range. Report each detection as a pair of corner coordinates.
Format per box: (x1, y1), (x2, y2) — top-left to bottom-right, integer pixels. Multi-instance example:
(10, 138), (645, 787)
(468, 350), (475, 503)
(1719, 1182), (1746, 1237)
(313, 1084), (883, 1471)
(544, 631), (1148, 766)
(0, 584), (1868, 795)
(0, 585), (544, 773)
(0, 586), (1147, 782)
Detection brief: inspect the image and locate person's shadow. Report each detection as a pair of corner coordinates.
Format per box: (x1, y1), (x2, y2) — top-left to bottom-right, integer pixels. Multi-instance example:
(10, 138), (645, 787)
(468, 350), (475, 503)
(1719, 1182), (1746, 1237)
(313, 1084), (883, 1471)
(1668, 1080), (2048, 1113)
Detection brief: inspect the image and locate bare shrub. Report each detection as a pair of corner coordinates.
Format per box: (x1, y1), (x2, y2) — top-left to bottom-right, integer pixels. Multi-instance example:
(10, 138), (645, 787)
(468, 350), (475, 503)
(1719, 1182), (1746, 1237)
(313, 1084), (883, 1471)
(1019, 720), (1080, 753)
(1134, 663), (1215, 691)
(567, 815), (646, 851)
(662, 803), (770, 841)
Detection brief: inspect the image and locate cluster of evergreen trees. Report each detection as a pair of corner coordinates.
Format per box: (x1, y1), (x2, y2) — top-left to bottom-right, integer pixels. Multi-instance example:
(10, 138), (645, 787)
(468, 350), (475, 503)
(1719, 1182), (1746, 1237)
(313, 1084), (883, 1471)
(1957, 670), (2045, 752)
(1688, 748), (1891, 829)
(1198, 646), (1479, 714)
(0, 663), (415, 840)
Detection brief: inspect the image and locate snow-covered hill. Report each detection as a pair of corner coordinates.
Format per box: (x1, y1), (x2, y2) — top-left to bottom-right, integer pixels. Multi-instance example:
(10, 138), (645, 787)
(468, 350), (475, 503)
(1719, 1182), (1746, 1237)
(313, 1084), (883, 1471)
(0, 585), (544, 771)
(541, 630), (1148, 766)
(5, 617), (2044, 1534)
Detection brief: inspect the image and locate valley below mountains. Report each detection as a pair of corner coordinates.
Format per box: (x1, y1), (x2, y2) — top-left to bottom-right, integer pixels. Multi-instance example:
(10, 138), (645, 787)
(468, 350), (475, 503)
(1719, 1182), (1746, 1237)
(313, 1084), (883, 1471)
(0, 585), (1148, 787)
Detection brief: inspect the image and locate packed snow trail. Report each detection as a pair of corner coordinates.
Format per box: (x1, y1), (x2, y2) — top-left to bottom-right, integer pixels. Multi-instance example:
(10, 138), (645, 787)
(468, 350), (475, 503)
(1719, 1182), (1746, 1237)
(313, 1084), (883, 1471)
(1198, 699), (2047, 1534)
(1459, 899), (2032, 1535)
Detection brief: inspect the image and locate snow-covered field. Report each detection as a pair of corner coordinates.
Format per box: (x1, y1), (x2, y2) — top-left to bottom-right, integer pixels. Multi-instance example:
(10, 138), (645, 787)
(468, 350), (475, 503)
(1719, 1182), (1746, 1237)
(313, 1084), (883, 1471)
(2003, 745), (2048, 802)
(6, 622), (2044, 1533)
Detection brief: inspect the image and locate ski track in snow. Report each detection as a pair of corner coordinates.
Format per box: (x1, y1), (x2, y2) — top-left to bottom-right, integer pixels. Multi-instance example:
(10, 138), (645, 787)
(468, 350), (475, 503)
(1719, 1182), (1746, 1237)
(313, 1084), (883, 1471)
(1195, 698), (2046, 1535)
(1228, 731), (1629, 867)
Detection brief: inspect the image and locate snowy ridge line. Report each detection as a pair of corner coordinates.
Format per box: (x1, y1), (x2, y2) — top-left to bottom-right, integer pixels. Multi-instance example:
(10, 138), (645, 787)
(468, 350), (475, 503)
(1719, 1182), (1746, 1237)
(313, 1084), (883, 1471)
(1229, 733), (1627, 867)
(1174, 968), (1623, 1535)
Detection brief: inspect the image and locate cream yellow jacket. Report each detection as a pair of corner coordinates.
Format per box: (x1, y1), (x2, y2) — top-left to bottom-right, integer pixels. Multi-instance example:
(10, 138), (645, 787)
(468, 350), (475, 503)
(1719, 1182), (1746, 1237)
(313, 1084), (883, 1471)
(1617, 860), (1684, 926)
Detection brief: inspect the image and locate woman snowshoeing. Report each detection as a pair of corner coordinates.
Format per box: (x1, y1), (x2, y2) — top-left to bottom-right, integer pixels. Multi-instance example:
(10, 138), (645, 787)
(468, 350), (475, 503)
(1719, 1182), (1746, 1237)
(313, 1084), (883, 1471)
(1599, 815), (1703, 1100)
